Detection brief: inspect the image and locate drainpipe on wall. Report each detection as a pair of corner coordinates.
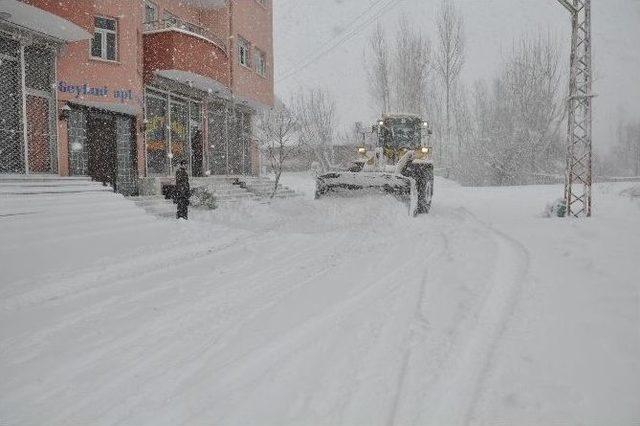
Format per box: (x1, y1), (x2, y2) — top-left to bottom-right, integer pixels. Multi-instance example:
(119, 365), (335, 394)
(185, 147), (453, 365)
(226, 0), (234, 175)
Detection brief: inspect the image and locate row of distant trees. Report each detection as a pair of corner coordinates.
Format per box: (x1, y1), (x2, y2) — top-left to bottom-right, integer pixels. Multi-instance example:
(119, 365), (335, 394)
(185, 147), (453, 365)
(365, 0), (567, 186)
(598, 119), (640, 178)
(259, 0), (640, 189)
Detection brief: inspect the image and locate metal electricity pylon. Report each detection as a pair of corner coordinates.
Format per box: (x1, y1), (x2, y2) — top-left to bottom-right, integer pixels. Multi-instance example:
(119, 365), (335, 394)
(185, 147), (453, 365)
(557, 0), (594, 217)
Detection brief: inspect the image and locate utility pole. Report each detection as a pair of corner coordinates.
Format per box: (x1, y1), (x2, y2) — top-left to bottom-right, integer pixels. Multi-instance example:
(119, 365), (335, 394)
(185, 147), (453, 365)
(557, 0), (594, 217)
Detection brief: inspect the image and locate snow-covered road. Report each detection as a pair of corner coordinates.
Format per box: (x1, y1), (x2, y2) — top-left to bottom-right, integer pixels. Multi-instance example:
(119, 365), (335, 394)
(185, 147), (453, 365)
(1, 176), (639, 425)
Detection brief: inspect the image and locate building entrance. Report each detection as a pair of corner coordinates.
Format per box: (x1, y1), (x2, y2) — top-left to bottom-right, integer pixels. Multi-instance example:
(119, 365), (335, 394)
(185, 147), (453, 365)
(87, 112), (117, 187)
(144, 88), (202, 177)
(26, 94), (54, 173)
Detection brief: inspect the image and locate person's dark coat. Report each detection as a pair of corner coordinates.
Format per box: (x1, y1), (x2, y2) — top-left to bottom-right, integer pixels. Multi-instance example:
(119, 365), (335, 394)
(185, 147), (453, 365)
(175, 166), (190, 219)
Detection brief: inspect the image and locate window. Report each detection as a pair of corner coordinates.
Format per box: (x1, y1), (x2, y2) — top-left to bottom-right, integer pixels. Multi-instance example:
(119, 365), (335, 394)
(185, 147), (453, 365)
(238, 37), (250, 68)
(91, 17), (117, 61)
(144, 1), (158, 24)
(254, 49), (266, 77)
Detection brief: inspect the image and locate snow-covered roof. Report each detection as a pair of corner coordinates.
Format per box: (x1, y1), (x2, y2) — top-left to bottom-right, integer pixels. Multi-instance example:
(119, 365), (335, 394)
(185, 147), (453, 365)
(0, 0), (91, 42)
(179, 0), (227, 9)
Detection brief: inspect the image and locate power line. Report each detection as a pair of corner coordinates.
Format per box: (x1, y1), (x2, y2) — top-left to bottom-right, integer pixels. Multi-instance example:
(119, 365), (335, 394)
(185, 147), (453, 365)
(277, 0), (401, 82)
(277, 0), (389, 78)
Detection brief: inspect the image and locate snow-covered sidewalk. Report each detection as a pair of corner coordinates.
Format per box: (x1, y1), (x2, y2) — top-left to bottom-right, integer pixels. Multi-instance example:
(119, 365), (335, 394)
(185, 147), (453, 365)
(1, 175), (638, 425)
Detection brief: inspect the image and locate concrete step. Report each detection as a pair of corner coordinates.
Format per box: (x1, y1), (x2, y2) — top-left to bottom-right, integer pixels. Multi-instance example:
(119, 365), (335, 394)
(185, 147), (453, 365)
(241, 178), (299, 199)
(0, 181), (99, 188)
(0, 174), (91, 183)
(0, 175), (112, 196)
(0, 186), (113, 195)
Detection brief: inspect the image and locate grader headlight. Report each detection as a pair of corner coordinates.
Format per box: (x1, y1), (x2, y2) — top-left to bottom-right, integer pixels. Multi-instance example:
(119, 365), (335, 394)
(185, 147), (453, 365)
(416, 146), (432, 160)
(357, 147), (366, 154)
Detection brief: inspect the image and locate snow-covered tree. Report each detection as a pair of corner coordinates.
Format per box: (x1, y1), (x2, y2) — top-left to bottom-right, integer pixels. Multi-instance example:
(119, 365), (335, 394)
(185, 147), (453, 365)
(609, 118), (640, 176)
(293, 88), (336, 172)
(434, 0), (465, 164)
(462, 35), (565, 186)
(364, 17), (431, 118)
(392, 16), (431, 116)
(365, 22), (391, 115)
(255, 100), (299, 198)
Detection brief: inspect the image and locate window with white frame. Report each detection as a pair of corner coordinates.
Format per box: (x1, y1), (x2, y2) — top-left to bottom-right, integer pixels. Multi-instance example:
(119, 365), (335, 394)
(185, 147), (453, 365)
(91, 17), (117, 61)
(255, 49), (266, 77)
(238, 37), (250, 68)
(144, 1), (158, 24)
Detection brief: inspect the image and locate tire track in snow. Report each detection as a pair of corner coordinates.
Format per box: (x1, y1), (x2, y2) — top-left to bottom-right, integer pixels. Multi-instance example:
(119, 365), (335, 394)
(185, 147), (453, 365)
(462, 220), (532, 425)
(16, 231), (358, 424)
(175, 227), (448, 425)
(385, 232), (448, 426)
(414, 208), (530, 425)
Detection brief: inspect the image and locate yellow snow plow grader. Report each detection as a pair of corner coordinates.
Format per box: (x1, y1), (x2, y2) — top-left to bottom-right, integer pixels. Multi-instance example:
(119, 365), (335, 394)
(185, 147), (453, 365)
(315, 114), (434, 216)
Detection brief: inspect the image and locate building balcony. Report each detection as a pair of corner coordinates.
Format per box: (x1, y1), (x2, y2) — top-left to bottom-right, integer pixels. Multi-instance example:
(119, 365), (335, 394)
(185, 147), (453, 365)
(143, 21), (230, 88)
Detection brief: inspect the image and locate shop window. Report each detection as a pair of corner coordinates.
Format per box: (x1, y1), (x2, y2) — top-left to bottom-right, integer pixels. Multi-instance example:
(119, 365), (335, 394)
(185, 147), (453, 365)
(145, 91), (168, 175)
(255, 49), (266, 77)
(170, 99), (189, 171)
(91, 17), (117, 61)
(238, 37), (251, 68)
(25, 46), (54, 91)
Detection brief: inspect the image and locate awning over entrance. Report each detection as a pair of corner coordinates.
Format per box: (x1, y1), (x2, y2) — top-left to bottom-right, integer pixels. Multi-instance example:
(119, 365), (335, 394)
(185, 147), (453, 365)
(0, 0), (91, 42)
(155, 69), (231, 99)
(154, 69), (270, 113)
(67, 100), (142, 117)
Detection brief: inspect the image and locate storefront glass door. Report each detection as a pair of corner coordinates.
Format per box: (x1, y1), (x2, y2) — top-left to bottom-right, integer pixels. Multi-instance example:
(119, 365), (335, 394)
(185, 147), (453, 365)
(189, 102), (203, 176)
(145, 89), (201, 176)
(207, 103), (227, 175)
(145, 91), (168, 175)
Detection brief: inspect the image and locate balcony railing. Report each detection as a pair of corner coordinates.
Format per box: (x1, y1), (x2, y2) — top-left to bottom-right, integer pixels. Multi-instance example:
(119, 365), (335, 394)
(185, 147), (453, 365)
(143, 19), (227, 53)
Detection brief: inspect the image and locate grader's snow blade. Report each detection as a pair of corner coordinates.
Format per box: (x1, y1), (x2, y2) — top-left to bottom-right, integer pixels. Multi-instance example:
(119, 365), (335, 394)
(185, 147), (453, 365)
(315, 171), (419, 216)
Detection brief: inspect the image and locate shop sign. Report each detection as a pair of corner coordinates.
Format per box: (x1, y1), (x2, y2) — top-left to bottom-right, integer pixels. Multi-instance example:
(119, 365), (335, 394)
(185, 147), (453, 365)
(58, 81), (139, 104)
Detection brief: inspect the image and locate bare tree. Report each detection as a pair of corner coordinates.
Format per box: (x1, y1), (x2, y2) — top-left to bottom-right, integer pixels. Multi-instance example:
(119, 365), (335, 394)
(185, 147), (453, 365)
(434, 0), (465, 163)
(364, 17), (431, 118)
(392, 16), (431, 116)
(255, 100), (299, 198)
(504, 35), (564, 181)
(365, 22), (391, 115)
(293, 88), (336, 172)
(466, 35), (565, 186)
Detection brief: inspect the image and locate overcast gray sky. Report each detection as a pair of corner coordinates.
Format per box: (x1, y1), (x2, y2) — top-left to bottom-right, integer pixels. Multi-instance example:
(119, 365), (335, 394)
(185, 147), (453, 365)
(274, 0), (640, 153)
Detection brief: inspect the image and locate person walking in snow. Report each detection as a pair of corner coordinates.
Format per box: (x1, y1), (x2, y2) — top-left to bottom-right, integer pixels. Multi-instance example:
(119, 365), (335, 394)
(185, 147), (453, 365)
(175, 160), (190, 220)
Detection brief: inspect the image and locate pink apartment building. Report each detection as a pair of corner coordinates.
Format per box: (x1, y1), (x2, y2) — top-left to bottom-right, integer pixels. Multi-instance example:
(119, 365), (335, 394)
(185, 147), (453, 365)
(0, 0), (274, 195)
